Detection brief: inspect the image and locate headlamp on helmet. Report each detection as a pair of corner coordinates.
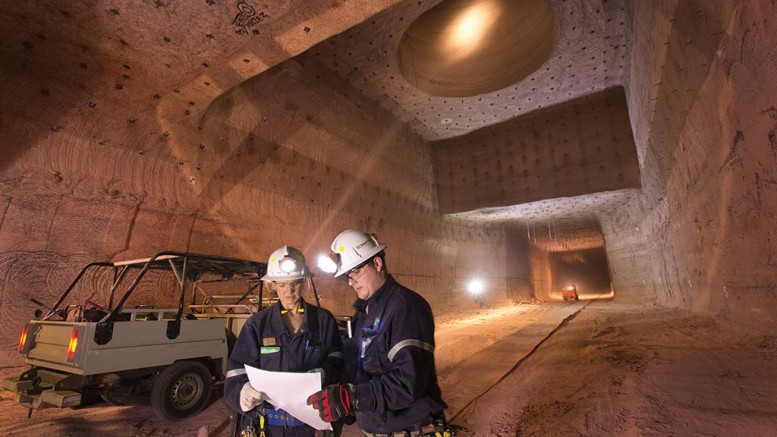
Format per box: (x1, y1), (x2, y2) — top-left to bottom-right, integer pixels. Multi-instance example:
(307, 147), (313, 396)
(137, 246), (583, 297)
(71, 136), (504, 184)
(317, 251), (339, 274)
(261, 245), (313, 281)
(329, 229), (387, 277)
(279, 256), (298, 273)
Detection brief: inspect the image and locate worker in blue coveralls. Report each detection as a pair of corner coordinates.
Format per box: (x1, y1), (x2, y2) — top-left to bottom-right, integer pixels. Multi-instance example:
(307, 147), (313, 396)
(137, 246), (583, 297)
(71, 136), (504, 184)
(225, 245), (344, 437)
(307, 229), (453, 437)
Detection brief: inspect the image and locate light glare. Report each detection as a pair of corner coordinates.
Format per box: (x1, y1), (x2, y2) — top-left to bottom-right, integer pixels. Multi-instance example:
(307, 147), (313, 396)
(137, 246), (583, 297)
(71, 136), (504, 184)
(443, 1), (499, 59)
(279, 257), (298, 273)
(467, 279), (485, 295)
(317, 254), (338, 274)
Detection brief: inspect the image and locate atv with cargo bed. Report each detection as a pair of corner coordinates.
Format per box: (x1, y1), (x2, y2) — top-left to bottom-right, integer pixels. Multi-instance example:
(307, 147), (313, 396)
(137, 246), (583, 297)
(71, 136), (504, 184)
(2, 251), (275, 420)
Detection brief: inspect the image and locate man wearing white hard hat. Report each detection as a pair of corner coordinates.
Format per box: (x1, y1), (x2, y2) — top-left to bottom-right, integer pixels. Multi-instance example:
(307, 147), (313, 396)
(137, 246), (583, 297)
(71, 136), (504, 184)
(307, 230), (450, 436)
(225, 246), (344, 437)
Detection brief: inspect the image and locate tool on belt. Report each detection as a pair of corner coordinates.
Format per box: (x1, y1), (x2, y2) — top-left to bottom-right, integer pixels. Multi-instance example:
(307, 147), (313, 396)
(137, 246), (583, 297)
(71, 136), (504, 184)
(239, 412), (266, 437)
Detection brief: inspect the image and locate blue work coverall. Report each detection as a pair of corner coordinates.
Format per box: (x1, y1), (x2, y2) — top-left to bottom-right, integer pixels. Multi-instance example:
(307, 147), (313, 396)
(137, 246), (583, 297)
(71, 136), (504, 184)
(346, 276), (447, 434)
(225, 299), (344, 437)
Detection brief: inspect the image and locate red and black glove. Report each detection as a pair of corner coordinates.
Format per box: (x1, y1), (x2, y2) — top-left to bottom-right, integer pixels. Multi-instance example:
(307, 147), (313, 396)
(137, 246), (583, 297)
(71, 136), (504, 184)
(307, 383), (356, 422)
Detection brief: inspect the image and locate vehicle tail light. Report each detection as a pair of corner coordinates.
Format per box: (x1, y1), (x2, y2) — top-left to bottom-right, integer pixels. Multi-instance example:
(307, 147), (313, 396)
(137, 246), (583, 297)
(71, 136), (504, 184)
(17, 326), (28, 353)
(67, 328), (79, 362)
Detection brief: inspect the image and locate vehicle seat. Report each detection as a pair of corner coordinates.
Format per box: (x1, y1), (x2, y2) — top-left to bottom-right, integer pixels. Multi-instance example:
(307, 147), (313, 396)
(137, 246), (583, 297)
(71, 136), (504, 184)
(83, 308), (108, 322)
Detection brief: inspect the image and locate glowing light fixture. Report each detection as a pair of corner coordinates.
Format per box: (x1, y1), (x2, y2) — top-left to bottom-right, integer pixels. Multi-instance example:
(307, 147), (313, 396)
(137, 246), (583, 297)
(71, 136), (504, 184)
(467, 279), (485, 295)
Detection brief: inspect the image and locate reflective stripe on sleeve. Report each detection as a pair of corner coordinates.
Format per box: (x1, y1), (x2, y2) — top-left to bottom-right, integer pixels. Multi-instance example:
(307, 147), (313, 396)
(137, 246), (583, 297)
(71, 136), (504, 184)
(328, 351), (344, 359)
(225, 368), (247, 379)
(387, 339), (434, 362)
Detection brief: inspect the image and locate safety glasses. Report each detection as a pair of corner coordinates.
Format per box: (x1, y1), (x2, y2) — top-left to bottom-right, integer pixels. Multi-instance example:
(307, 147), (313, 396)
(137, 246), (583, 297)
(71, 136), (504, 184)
(340, 258), (373, 283)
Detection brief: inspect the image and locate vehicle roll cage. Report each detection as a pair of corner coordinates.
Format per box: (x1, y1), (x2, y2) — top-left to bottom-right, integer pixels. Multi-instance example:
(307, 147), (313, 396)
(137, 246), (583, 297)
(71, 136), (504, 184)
(44, 251), (271, 323)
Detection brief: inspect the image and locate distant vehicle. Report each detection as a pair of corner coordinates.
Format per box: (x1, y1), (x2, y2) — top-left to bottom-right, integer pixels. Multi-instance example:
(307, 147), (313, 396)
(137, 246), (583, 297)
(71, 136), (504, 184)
(562, 284), (579, 301)
(2, 251), (273, 421)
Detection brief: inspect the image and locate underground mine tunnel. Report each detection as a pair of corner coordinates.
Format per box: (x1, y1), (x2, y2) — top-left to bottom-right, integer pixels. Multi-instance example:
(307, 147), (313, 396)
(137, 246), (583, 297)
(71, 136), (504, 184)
(1, 0), (776, 435)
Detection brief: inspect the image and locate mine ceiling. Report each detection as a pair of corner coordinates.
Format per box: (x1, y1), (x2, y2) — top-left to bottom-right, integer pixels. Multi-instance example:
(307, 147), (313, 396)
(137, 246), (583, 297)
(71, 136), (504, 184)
(0, 0), (636, 252)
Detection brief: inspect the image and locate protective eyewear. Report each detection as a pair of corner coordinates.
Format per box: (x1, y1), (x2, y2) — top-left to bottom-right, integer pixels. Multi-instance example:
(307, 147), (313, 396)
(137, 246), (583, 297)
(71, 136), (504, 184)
(340, 259), (373, 283)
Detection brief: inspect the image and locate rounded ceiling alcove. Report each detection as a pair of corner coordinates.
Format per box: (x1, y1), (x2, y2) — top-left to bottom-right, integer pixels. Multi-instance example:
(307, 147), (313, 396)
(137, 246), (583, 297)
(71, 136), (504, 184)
(398, 0), (558, 97)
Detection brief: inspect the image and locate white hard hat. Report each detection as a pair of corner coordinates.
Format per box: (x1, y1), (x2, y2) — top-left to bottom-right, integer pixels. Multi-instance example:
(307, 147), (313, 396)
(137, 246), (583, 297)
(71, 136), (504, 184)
(261, 246), (313, 281)
(330, 229), (387, 277)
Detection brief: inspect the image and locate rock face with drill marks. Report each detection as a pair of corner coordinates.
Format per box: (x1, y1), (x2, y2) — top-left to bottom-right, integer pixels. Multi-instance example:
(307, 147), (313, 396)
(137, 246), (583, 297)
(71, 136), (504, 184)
(0, 0), (776, 375)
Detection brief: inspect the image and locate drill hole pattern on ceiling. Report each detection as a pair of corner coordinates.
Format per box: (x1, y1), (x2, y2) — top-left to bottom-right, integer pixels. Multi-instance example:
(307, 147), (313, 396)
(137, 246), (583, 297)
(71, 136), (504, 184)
(443, 188), (642, 252)
(311, 0), (630, 141)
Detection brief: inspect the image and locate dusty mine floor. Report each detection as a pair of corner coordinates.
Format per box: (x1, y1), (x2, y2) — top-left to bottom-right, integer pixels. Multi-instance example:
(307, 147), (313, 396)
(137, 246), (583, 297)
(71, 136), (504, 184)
(3, 301), (777, 436)
(454, 302), (777, 436)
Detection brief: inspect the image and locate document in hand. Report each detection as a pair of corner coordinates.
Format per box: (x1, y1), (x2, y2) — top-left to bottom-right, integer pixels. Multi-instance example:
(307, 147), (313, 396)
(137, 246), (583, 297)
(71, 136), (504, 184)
(245, 364), (332, 431)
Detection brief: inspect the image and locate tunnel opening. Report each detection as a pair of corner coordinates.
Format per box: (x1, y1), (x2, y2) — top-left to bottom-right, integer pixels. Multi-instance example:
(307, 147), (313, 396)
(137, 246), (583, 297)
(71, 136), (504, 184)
(551, 247), (613, 301)
(0, 0), (776, 435)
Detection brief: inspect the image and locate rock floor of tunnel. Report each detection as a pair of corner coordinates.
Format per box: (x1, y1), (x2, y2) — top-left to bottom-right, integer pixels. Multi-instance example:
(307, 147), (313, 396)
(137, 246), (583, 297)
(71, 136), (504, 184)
(2, 300), (777, 436)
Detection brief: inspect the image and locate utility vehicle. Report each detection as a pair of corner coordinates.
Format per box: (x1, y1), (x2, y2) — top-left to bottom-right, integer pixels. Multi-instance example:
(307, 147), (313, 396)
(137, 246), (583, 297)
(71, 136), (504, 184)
(3, 251), (271, 420)
(562, 284), (580, 301)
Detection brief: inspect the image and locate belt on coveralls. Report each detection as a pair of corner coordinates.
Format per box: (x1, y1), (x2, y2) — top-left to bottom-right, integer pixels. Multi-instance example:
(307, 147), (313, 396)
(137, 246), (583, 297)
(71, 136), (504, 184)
(360, 422), (439, 437)
(264, 408), (304, 427)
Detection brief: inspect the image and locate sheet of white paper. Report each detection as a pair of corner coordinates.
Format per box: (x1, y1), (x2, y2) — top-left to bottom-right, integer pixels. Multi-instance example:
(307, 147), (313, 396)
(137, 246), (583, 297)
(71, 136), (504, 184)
(245, 364), (331, 431)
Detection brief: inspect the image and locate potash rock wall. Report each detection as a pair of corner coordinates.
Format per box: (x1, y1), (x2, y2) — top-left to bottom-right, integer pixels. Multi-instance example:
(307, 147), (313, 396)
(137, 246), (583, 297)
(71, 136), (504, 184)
(624, 0), (777, 332)
(0, 56), (517, 368)
(1, 0), (776, 368)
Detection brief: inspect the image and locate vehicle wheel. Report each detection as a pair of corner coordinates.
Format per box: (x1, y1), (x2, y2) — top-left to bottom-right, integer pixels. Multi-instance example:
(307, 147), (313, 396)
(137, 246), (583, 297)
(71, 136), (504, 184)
(151, 360), (212, 420)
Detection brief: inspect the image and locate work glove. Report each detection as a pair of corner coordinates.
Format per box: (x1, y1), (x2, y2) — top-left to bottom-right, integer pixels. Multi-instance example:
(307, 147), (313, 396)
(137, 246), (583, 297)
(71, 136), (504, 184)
(239, 382), (265, 412)
(306, 383), (356, 422)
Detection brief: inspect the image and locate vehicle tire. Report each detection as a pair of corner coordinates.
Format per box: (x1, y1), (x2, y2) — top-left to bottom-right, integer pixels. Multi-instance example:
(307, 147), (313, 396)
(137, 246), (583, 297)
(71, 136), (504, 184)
(151, 360), (212, 420)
